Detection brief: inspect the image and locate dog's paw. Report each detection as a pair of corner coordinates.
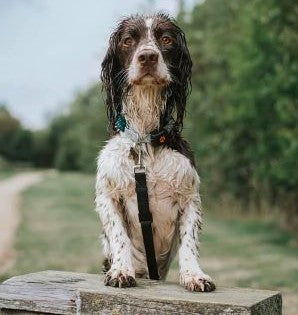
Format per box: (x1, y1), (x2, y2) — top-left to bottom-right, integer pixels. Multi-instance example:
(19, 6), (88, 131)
(180, 272), (216, 292)
(104, 269), (136, 288)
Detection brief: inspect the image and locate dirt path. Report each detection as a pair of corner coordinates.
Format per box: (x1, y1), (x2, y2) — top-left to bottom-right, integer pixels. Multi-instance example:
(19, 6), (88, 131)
(0, 172), (43, 273)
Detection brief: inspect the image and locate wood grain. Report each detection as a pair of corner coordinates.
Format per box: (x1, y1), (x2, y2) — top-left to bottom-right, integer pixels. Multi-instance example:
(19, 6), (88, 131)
(0, 271), (282, 314)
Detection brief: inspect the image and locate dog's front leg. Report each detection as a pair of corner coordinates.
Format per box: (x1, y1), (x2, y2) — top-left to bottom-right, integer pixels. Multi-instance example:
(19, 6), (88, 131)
(178, 196), (216, 292)
(96, 190), (136, 288)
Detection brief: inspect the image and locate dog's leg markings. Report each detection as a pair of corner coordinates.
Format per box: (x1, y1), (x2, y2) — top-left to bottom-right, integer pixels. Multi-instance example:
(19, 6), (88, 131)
(96, 190), (136, 288)
(178, 198), (216, 292)
(97, 14), (215, 289)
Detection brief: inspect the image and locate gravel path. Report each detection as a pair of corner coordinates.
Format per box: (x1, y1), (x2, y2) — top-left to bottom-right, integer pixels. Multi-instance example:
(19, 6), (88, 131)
(0, 172), (43, 273)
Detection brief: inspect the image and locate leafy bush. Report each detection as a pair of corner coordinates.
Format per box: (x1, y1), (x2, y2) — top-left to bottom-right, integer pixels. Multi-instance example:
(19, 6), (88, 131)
(0, 105), (34, 162)
(50, 84), (108, 172)
(181, 0), (298, 229)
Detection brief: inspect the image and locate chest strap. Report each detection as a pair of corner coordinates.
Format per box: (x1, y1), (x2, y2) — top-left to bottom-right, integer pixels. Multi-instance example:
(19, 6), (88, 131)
(134, 165), (159, 280)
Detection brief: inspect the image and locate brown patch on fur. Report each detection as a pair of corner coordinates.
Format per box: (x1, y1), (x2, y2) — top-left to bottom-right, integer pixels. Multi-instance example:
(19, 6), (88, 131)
(119, 197), (133, 238)
(167, 134), (196, 168)
(129, 147), (139, 164)
(171, 200), (178, 207)
(183, 278), (216, 292)
(102, 257), (111, 273)
(104, 271), (136, 288)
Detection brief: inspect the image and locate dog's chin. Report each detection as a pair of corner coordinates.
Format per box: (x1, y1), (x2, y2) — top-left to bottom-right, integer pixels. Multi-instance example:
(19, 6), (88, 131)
(130, 74), (169, 87)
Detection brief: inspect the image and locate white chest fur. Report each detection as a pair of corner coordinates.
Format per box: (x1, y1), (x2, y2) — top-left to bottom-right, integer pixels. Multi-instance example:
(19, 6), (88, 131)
(96, 134), (199, 277)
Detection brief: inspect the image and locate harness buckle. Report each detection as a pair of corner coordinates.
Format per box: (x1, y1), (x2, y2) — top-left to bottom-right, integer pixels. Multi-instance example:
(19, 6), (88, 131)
(134, 140), (146, 173)
(133, 165), (146, 174)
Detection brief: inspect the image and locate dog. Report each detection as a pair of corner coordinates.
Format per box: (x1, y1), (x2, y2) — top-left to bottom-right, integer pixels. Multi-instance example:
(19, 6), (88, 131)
(96, 13), (215, 292)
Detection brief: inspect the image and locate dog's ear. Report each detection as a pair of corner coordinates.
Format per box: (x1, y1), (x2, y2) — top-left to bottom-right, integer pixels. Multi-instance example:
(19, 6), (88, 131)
(175, 28), (192, 130)
(177, 29), (192, 98)
(164, 24), (192, 132)
(101, 29), (123, 133)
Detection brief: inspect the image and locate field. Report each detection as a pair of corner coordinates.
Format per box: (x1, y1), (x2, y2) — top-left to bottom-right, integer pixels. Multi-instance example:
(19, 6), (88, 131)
(1, 172), (297, 313)
(0, 172), (100, 281)
(0, 160), (16, 180)
(0, 159), (33, 180)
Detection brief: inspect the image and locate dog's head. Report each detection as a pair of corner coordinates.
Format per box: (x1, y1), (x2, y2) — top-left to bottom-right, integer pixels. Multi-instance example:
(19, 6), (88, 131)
(101, 13), (192, 132)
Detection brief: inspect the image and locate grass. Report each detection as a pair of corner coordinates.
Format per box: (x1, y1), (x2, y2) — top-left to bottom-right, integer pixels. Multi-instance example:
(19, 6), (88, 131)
(1, 171), (298, 294)
(0, 159), (16, 179)
(0, 169), (16, 180)
(1, 172), (101, 282)
(0, 158), (34, 180)
(199, 215), (298, 291)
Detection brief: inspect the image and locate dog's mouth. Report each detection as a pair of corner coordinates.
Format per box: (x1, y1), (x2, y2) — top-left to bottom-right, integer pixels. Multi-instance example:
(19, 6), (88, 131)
(132, 73), (169, 86)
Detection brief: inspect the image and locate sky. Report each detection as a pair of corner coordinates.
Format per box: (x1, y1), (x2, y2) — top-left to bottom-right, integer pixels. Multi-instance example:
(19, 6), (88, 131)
(0, 0), (197, 129)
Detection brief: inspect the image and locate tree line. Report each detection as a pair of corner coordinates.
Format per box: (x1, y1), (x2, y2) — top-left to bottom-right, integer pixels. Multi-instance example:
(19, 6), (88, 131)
(180, 0), (297, 229)
(0, 85), (107, 173)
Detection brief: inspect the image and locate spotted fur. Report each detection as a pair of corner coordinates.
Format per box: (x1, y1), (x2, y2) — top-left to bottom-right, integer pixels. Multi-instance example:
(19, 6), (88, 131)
(96, 13), (215, 292)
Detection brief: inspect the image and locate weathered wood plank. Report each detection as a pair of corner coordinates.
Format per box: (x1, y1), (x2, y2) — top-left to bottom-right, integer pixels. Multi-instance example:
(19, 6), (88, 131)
(0, 271), (282, 314)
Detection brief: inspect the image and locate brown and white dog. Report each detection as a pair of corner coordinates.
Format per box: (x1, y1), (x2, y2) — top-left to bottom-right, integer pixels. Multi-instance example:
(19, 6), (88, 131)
(96, 13), (215, 292)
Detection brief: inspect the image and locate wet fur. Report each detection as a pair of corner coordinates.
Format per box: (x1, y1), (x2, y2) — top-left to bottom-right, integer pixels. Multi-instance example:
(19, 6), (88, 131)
(96, 13), (215, 292)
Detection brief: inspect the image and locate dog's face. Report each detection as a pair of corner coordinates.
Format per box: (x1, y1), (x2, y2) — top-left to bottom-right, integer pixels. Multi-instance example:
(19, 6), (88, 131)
(118, 16), (174, 86)
(101, 14), (192, 131)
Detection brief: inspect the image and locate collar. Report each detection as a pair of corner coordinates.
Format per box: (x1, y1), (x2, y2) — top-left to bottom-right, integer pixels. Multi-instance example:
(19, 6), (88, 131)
(115, 114), (174, 146)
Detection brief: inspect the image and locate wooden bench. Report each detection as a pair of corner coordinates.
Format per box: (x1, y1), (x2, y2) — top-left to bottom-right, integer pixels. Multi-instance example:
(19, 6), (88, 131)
(0, 270), (282, 314)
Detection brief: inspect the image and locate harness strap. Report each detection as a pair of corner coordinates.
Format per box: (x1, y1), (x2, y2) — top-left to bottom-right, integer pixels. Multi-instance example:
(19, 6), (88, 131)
(117, 114), (175, 147)
(134, 166), (159, 280)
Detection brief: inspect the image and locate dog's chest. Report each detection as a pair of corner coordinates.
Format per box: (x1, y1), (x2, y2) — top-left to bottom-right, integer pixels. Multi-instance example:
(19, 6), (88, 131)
(97, 135), (196, 259)
(98, 135), (195, 202)
(124, 153), (180, 236)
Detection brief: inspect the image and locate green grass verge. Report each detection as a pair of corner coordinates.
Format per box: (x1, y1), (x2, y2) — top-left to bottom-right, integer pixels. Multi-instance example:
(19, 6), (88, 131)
(0, 158), (35, 180)
(200, 214), (298, 291)
(1, 172), (297, 292)
(0, 158), (16, 179)
(0, 169), (16, 180)
(1, 172), (101, 282)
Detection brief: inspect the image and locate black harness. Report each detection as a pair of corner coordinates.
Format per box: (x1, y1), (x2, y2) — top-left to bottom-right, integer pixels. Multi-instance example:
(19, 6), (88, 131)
(134, 165), (159, 280)
(116, 114), (174, 280)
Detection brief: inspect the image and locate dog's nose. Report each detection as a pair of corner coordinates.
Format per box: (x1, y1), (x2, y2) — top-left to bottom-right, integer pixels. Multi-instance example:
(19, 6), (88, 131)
(138, 50), (158, 66)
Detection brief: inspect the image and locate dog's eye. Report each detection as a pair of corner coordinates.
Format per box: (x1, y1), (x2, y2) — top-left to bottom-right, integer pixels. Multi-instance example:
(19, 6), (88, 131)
(123, 37), (134, 47)
(161, 36), (172, 45)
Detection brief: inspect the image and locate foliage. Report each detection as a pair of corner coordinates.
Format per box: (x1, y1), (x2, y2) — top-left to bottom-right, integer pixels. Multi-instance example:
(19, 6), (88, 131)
(51, 84), (108, 172)
(0, 172), (100, 283)
(180, 0), (298, 229)
(0, 105), (34, 162)
(22, 85), (107, 172)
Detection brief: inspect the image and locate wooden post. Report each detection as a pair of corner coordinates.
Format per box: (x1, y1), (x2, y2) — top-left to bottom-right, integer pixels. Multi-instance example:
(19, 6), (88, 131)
(0, 270), (281, 314)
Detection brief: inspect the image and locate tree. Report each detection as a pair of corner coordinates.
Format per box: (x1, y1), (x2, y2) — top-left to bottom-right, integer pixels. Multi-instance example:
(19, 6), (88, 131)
(0, 105), (34, 162)
(0, 105), (21, 158)
(181, 0), (298, 229)
(48, 84), (108, 172)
